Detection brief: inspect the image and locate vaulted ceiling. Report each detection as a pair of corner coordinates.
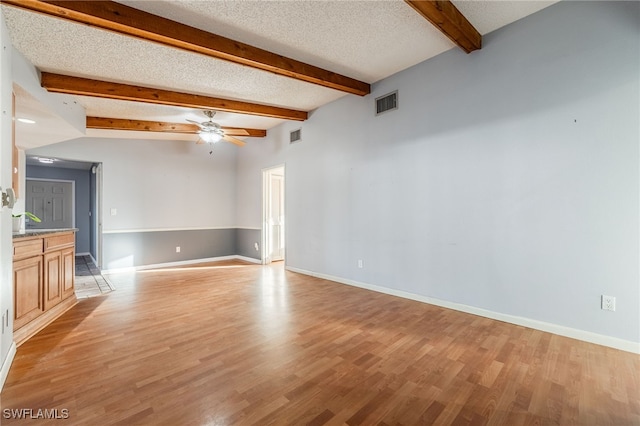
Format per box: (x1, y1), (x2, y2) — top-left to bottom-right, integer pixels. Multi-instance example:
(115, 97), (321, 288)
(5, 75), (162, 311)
(2, 0), (557, 148)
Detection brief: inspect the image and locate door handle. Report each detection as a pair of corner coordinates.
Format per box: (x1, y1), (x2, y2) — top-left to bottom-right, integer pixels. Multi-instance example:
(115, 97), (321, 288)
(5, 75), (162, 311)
(1, 187), (16, 209)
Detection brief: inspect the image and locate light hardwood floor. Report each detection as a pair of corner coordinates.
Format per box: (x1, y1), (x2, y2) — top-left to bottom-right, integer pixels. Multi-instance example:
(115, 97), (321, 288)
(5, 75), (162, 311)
(2, 260), (638, 425)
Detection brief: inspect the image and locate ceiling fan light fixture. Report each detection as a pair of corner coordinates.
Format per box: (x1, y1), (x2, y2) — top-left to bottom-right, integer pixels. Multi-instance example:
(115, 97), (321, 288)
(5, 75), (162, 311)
(199, 130), (222, 144)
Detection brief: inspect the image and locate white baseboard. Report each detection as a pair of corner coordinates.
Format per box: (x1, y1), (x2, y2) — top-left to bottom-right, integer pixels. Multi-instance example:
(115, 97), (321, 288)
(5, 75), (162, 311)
(286, 266), (640, 354)
(102, 255), (261, 274)
(236, 255), (262, 264)
(75, 252), (91, 257)
(0, 342), (16, 391)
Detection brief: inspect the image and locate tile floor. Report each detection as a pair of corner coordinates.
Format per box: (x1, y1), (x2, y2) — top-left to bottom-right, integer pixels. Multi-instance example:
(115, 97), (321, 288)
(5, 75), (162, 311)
(74, 255), (115, 298)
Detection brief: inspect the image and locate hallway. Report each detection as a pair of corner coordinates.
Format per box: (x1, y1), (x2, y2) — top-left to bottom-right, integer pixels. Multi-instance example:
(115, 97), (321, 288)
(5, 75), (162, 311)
(74, 255), (114, 298)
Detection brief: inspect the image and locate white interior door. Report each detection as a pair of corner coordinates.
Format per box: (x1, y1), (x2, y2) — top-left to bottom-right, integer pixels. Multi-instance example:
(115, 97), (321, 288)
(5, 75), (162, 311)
(1, 20), (16, 386)
(26, 179), (74, 229)
(263, 166), (285, 264)
(269, 173), (285, 261)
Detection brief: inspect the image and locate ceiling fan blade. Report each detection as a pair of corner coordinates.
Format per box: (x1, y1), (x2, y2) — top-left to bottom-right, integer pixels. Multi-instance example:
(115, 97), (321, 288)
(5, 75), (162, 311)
(222, 135), (246, 146)
(186, 119), (205, 129)
(221, 128), (250, 136)
(195, 137), (205, 144)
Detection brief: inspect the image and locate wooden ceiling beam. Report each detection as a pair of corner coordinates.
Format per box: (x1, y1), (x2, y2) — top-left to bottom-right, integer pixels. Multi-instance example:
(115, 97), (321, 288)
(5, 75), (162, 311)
(405, 0), (481, 54)
(42, 73), (307, 121)
(86, 117), (267, 137)
(2, 0), (370, 96)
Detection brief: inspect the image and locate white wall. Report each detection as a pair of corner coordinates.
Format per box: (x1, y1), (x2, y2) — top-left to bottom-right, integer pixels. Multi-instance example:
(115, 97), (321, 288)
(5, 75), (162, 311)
(30, 137), (238, 231)
(237, 1), (640, 347)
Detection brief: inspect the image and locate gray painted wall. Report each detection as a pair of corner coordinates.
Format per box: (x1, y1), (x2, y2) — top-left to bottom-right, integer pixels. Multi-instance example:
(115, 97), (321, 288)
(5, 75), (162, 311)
(103, 228), (260, 269)
(103, 229), (236, 269)
(236, 1), (640, 344)
(26, 165), (92, 254)
(236, 228), (261, 260)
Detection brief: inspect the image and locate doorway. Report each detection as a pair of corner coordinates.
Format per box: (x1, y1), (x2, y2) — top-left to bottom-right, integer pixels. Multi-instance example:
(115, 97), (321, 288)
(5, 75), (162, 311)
(262, 165), (285, 264)
(25, 158), (103, 268)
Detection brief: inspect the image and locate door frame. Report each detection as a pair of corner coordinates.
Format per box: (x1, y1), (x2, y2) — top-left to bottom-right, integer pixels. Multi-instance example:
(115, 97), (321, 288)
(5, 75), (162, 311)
(94, 163), (103, 269)
(262, 164), (285, 265)
(25, 177), (76, 228)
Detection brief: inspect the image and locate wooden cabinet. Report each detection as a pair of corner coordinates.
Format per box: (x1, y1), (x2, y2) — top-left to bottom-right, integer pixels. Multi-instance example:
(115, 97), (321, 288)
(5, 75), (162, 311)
(13, 255), (43, 329)
(12, 230), (77, 346)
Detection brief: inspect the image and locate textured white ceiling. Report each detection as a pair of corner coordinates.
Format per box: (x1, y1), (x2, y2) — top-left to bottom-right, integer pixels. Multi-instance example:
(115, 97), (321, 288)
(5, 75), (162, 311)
(117, 0), (455, 83)
(76, 96), (286, 130)
(3, 6), (344, 111)
(454, 1), (558, 35)
(3, 0), (559, 145)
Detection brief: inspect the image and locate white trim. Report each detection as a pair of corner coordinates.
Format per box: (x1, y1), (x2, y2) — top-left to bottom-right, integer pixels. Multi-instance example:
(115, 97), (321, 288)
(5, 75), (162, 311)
(25, 177), (74, 183)
(101, 255), (260, 274)
(94, 162), (104, 268)
(286, 266), (640, 355)
(103, 227), (239, 234)
(236, 227), (262, 231)
(235, 255), (262, 264)
(96, 162), (103, 269)
(0, 342), (16, 391)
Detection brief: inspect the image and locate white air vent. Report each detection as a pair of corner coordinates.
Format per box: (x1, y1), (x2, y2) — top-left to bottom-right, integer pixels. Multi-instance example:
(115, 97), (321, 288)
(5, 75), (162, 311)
(290, 128), (302, 144)
(375, 91), (398, 115)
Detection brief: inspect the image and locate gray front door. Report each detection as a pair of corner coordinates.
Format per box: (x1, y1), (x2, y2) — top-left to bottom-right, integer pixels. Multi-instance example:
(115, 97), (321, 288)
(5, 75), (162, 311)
(26, 179), (74, 229)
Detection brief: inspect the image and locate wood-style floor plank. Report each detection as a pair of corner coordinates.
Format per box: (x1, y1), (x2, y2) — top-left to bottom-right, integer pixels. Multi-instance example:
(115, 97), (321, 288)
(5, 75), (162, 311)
(1, 260), (638, 425)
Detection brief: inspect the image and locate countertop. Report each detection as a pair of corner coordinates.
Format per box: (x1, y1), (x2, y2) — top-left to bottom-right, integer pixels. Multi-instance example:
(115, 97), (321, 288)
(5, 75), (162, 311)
(12, 228), (78, 239)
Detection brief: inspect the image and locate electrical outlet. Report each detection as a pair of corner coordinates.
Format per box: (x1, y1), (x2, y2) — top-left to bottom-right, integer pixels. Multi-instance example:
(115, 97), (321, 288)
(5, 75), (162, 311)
(254, 242), (259, 251)
(176, 246), (181, 253)
(601, 295), (616, 311)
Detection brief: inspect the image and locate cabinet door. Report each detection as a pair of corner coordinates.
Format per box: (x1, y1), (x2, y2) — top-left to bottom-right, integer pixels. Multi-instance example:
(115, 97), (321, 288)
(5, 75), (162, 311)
(44, 251), (62, 310)
(61, 248), (75, 299)
(14, 256), (44, 329)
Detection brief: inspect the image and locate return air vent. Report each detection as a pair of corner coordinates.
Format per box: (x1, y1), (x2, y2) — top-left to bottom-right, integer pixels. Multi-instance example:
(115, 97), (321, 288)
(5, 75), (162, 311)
(375, 91), (398, 115)
(290, 128), (302, 144)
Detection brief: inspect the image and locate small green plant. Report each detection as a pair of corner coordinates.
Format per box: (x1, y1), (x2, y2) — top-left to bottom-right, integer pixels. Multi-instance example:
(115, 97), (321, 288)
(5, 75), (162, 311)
(12, 212), (41, 222)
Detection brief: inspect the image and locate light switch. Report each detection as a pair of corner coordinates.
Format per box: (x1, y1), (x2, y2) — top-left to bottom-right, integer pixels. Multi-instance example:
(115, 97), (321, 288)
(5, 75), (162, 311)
(110, 208), (117, 216)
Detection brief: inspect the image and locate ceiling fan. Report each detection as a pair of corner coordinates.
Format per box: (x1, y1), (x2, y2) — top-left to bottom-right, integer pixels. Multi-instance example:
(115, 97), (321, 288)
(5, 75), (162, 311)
(187, 110), (246, 147)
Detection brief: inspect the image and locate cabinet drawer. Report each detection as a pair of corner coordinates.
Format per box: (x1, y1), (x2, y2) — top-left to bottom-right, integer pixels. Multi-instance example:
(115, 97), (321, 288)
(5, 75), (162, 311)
(45, 233), (75, 251)
(13, 239), (43, 259)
